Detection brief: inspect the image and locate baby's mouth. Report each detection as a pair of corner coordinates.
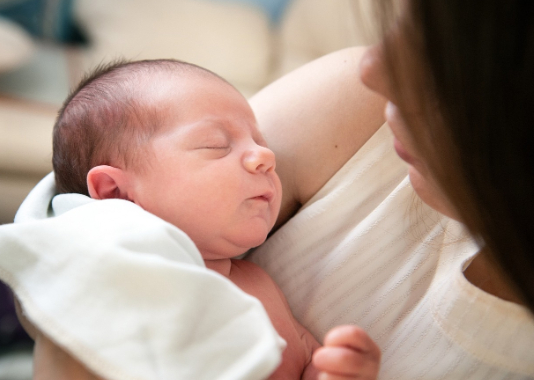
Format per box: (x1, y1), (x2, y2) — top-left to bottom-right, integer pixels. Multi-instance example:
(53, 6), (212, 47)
(252, 191), (274, 203)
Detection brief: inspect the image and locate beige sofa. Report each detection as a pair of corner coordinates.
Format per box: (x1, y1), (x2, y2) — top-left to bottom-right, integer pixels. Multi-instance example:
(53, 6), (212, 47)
(0, 0), (377, 224)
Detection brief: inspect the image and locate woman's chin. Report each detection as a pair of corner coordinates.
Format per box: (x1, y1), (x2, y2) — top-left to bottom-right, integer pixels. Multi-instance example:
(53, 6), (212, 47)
(408, 166), (459, 220)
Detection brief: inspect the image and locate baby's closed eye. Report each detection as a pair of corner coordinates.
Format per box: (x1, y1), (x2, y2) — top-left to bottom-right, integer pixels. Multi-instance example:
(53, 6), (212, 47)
(194, 131), (230, 150)
(200, 145), (230, 150)
(195, 143), (231, 158)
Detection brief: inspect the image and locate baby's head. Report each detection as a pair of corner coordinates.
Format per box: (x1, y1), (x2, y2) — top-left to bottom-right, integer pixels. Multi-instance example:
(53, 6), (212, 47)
(53, 59), (282, 258)
(54, 59), (225, 195)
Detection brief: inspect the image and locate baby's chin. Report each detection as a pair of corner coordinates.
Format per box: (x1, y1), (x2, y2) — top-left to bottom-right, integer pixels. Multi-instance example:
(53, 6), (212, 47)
(200, 231), (269, 260)
(234, 232), (270, 255)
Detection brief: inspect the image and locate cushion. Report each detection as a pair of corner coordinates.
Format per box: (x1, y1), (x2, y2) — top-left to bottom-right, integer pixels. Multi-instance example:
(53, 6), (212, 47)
(74, 0), (273, 97)
(0, 16), (34, 73)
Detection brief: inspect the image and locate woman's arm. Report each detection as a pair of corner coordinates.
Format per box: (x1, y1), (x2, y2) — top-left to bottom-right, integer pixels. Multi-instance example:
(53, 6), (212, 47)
(250, 47), (386, 228)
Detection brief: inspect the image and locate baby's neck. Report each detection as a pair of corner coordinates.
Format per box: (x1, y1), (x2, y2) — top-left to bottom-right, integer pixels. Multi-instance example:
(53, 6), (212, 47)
(204, 258), (233, 277)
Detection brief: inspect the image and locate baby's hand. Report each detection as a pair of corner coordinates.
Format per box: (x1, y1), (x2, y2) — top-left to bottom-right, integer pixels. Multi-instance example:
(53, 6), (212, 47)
(312, 325), (380, 380)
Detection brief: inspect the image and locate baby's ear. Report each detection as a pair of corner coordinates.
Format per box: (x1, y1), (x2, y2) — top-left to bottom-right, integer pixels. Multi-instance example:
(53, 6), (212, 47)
(87, 165), (130, 200)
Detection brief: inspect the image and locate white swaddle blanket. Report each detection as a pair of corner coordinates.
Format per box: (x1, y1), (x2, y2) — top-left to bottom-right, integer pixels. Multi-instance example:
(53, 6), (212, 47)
(0, 173), (284, 380)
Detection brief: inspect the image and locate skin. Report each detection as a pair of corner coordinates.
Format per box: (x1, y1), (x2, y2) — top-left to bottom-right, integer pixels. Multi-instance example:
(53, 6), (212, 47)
(359, 44), (457, 220)
(89, 72), (284, 268)
(249, 48), (386, 230)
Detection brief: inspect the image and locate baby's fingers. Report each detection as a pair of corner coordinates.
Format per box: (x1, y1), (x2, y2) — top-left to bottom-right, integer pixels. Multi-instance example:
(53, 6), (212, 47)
(324, 325), (380, 361)
(317, 372), (364, 380)
(312, 325), (381, 379)
(313, 346), (376, 379)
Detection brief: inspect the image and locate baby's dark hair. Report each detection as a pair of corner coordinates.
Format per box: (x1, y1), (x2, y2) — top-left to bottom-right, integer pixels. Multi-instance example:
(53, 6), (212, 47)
(53, 58), (230, 195)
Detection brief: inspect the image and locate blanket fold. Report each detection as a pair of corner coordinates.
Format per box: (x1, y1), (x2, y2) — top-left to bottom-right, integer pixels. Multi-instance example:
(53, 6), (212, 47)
(0, 173), (284, 380)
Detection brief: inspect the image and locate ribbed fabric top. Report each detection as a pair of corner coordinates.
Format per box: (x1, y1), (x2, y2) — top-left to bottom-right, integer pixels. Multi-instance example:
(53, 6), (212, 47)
(247, 125), (534, 379)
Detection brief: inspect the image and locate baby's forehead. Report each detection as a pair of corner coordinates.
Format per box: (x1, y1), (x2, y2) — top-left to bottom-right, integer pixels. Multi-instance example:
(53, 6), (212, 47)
(136, 69), (234, 109)
(131, 66), (257, 134)
(140, 67), (224, 90)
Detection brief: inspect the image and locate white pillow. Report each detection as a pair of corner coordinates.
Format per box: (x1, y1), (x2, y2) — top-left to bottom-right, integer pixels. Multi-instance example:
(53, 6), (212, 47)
(73, 0), (273, 97)
(0, 16), (34, 73)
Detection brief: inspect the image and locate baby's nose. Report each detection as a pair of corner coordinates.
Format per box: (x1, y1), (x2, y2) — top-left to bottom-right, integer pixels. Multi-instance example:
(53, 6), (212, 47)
(243, 145), (276, 173)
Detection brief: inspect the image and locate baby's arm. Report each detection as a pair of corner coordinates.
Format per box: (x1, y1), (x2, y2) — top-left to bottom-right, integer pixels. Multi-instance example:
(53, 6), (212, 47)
(312, 325), (381, 380)
(297, 323), (321, 380)
(247, 262), (380, 379)
(33, 333), (105, 380)
(15, 298), (105, 380)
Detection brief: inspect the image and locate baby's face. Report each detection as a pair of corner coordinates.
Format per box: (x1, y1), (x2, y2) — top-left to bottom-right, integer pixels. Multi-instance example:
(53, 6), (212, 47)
(129, 73), (282, 260)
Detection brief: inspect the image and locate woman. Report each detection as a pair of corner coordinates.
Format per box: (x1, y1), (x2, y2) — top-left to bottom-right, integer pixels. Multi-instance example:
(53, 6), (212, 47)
(366, 0), (534, 310)
(9, 1), (534, 379)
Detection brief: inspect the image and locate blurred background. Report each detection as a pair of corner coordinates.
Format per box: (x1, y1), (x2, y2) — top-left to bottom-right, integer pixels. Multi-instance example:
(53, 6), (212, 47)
(0, 0), (377, 378)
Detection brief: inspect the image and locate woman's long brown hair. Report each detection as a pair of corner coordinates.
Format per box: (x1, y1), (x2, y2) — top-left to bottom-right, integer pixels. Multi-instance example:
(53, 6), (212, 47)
(376, 0), (534, 311)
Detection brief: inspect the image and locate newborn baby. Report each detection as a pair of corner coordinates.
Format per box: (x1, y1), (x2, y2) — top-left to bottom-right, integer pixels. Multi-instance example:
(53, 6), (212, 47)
(52, 59), (380, 379)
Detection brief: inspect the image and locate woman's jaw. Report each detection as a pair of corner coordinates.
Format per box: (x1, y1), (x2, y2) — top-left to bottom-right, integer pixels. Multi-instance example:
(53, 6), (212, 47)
(385, 102), (460, 220)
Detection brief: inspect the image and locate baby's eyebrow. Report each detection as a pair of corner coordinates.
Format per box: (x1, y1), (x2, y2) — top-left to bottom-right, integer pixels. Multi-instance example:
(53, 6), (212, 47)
(202, 120), (254, 140)
(185, 121), (231, 140)
(187, 118), (260, 143)
(178, 119), (224, 133)
(199, 120), (228, 132)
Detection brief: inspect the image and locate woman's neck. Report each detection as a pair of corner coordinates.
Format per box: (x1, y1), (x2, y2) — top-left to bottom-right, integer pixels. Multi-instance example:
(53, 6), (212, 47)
(463, 249), (524, 305)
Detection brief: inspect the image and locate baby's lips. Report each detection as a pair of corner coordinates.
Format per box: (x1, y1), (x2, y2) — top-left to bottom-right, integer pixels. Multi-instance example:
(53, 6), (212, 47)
(250, 189), (275, 203)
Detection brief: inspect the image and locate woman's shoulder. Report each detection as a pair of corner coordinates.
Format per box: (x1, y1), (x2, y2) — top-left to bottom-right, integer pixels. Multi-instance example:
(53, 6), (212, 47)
(250, 47), (387, 228)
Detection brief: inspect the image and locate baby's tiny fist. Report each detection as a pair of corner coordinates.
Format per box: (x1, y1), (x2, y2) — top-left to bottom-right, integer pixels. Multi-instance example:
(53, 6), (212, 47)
(312, 325), (380, 380)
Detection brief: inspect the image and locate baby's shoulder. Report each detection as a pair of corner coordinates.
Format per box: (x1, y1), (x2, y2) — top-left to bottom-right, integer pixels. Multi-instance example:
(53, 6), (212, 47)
(229, 259), (282, 296)
(230, 259), (272, 280)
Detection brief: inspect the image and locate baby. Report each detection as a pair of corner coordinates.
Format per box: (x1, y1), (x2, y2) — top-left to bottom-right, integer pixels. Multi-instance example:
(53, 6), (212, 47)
(53, 59), (379, 379)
